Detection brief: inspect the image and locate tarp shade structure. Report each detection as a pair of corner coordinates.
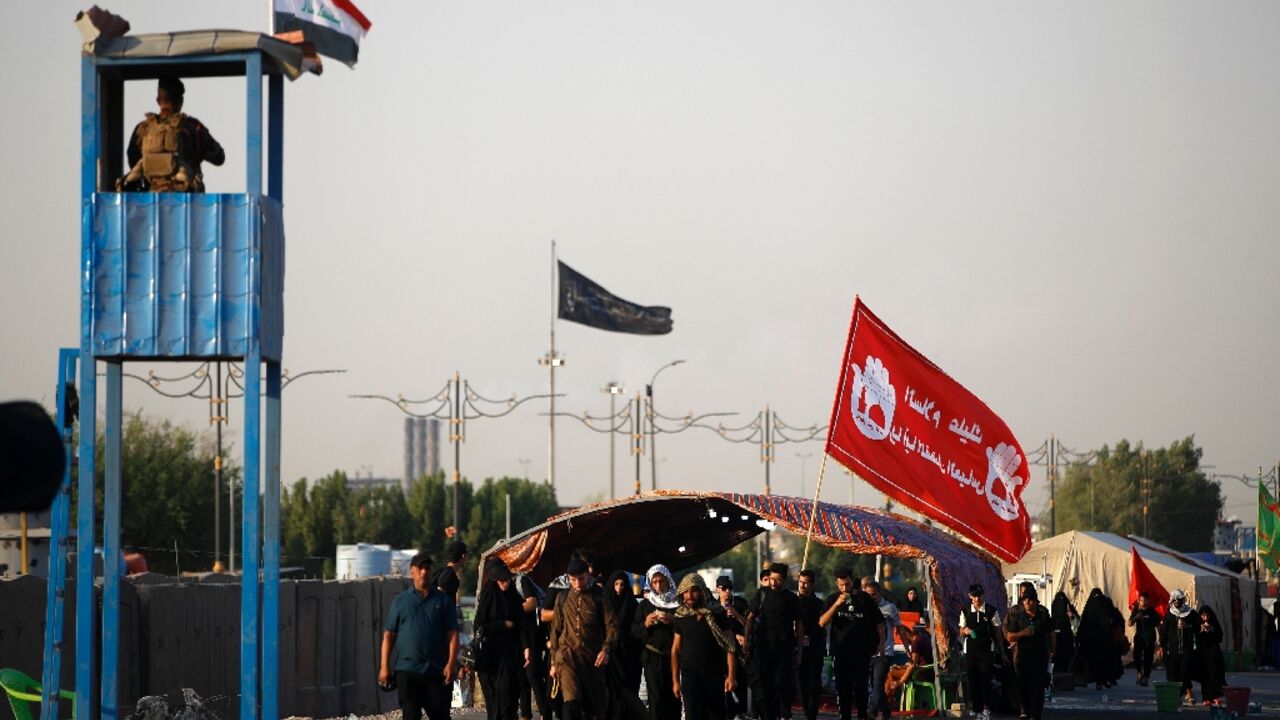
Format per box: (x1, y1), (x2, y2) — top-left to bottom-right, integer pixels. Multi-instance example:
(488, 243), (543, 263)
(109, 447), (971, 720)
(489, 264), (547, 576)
(1004, 531), (1261, 655)
(483, 490), (1007, 659)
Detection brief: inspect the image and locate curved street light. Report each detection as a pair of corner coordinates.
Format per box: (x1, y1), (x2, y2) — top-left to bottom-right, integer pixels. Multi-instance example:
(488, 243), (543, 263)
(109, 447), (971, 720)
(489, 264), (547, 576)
(646, 359), (685, 489)
(119, 362), (345, 572)
(352, 373), (558, 531)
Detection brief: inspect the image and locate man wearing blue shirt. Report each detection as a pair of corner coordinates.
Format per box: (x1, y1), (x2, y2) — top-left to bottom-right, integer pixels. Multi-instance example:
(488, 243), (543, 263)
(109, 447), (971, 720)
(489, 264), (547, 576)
(381, 553), (461, 720)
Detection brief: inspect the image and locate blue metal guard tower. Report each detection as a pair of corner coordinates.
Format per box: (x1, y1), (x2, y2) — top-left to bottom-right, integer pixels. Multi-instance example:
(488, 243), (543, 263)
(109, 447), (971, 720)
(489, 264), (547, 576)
(43, 30), (308, 720)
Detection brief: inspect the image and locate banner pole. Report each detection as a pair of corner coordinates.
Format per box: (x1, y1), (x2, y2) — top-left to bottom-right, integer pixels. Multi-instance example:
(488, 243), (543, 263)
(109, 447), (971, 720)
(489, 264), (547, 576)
(548, 240), (557, 489)
(801, 453), (830, 571)
(927, 569), (944, 715)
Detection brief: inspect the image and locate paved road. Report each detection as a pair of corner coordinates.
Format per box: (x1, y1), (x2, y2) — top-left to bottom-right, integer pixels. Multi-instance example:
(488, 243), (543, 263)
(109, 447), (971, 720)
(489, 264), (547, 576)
(1005, 669), (1277, 718)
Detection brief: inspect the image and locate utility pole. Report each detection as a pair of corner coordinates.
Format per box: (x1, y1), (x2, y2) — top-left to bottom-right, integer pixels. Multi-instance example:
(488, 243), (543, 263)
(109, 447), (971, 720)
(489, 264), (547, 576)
(353, 374), (554, 534)
(632, 393), (643, 495)
(602, 382), (625, 499)
(1141, 450), (1152, 538)
(1049, 435), (1057, 537)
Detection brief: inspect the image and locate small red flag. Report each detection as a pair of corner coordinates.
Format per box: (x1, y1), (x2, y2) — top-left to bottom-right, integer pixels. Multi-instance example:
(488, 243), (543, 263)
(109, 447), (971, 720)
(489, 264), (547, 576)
(1129, 547), (1169, 617)
(825, 298), (1032, 562)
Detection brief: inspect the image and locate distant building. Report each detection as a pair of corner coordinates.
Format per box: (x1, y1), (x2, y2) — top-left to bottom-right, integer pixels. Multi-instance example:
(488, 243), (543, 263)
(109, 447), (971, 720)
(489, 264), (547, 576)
(0, 511), (51, 578)
(403, 417), (441, 494)
(345, 472), (401, 492)
(1213, 516), (1256, 558)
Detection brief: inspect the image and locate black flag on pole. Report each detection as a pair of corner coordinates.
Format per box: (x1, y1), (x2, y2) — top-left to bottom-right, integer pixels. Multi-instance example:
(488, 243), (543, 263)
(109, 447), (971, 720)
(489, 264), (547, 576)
(557, 261), (673, 335)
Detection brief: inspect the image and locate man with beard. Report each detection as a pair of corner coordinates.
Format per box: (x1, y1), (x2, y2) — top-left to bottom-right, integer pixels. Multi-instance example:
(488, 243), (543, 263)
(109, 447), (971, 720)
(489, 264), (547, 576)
(1157, 589), (1197, 706)
(795, 570), (826, 720)
(819, 567), (882, 720)
(745, 564), (802, 720)
(549, 557), (617, 720)
(672, 574), (739, 720)
(715, 575), (750, 719)
(1003, 587), (1054, 720)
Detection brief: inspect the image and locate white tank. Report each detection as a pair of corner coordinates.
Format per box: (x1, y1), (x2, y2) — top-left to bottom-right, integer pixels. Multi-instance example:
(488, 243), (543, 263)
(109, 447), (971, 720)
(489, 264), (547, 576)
(335, 543), (391, 579)
(390, 549), (415, 576)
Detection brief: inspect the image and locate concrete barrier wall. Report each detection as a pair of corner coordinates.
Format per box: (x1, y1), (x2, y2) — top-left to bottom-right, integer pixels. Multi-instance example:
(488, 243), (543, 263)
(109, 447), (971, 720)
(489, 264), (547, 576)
(1, 575), (409, 720)
(0, 576), (139, 720)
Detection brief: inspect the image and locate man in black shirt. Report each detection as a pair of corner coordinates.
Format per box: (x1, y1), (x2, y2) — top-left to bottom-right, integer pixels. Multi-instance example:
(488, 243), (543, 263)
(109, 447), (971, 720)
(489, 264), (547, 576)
(1004, 587), (1054, 720)
(959, 583), (1001, 720)
(795, 569), (826, 720)
(716, 575), (750, 718)
(819, 567), (882, 720)
(672, 573), (738, 720)
(745, 563), (802, 720)
(746, 568), (772, 718)
(1128, 591), (1159, 686)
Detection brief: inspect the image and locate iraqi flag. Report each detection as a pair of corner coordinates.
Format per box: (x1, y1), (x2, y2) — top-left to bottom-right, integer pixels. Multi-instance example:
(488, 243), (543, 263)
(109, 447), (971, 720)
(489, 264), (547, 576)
(274, 0), (371, 67)
(1129, 547), (1169, 618)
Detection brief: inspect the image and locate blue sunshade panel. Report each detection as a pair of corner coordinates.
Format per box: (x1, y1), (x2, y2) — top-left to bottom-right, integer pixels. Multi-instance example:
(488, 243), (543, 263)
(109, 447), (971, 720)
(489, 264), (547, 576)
(85, 193), (284, 360)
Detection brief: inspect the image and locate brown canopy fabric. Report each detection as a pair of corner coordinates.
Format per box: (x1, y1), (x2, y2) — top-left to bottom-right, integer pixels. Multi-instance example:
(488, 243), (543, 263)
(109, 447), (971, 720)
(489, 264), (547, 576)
(482, 489), (1007, 658)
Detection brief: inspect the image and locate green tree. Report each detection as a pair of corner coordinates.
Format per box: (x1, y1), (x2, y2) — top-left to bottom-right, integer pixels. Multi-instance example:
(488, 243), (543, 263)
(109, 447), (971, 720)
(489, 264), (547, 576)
(1052, 436), (1222, 551)
(463, 476), (560, 561)
(83, 412), (238, 576)
(281, 471), (353, 577)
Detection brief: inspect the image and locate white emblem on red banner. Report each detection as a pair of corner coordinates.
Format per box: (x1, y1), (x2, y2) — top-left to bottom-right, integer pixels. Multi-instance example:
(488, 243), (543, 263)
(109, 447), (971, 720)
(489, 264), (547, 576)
(849, 355), (895, 441)
(983, 443), (1024, 521)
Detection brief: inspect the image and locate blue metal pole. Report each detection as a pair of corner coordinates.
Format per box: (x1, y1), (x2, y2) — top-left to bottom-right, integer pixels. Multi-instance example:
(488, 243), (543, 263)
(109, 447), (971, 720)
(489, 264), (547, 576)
(75, 52), (98, 720)
(240, 51), (265, 720)
(240, 347), (262, 720)
(262, 361), (281, 720)
(42, 349), (78, 720)
(247, 53), (263, 196)
(101, 362), (123, 720)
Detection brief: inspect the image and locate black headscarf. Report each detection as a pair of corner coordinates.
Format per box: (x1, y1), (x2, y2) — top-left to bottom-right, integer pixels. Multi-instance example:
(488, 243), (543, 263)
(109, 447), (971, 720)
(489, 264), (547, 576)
(474, 561), (524, 670)
(1051, 591), (1076, 632)
(606, 570), (638, 628)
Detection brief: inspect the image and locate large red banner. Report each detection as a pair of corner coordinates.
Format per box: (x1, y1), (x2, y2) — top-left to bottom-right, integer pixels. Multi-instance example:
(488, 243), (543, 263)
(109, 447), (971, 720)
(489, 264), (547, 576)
(825, 298), (1032, 563)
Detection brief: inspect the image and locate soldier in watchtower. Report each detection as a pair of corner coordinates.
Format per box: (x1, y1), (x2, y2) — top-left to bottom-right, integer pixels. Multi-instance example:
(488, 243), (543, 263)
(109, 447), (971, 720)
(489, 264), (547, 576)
(119, 76), (224, 192)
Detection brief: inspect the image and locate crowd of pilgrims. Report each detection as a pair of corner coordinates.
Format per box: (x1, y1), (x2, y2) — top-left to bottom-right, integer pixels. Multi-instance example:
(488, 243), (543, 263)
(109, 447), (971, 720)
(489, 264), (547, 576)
(468, 550), (1232, 720)
(1049, 585), (1227, 708)
(470, 550), (924, 720)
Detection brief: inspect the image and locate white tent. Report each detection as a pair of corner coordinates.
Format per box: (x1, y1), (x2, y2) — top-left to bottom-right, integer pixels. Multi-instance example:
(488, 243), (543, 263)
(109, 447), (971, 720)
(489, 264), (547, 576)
(1004, 530), (1259, 654)
(1128, 534), (1263, 657)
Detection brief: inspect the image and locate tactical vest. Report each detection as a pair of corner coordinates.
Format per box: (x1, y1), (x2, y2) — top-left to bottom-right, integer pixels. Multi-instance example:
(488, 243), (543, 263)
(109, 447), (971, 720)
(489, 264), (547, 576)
(962, 605), (996, 655)
(118, 113), (198, 192)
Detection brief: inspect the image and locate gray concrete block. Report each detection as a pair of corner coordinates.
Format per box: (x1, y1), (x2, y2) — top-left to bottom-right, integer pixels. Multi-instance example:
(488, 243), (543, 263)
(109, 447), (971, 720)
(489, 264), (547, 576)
(276, 579), (297, 718)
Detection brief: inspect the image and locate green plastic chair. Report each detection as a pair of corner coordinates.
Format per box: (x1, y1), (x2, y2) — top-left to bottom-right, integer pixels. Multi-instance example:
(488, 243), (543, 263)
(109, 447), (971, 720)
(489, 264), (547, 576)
(899, 665), (944, 712)
(0, 668), (76, 720)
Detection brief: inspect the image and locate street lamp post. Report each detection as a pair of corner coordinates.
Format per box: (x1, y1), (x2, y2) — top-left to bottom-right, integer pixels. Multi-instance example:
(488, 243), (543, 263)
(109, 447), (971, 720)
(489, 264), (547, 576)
(121, 362), (344, 572)
(646, 359), (685, 491)
(797, 451), (812, 498)
(602, 382), (626, 499)
(353, 374), (556, 534)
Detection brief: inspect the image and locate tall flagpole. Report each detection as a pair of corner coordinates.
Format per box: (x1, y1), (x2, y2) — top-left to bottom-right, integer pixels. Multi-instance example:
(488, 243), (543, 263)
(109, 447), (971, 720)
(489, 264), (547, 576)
(541, 240), (559, 490)
(550, 241), (556, 489)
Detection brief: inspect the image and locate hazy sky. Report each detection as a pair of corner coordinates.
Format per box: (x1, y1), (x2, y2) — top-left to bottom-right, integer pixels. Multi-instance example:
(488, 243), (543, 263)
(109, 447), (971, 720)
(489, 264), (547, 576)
(3, 2), (1278, 528)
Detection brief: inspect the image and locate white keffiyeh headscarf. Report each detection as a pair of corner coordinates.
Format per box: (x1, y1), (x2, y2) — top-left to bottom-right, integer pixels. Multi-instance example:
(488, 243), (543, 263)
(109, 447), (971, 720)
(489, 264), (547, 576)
(644, 564), (679, 610)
